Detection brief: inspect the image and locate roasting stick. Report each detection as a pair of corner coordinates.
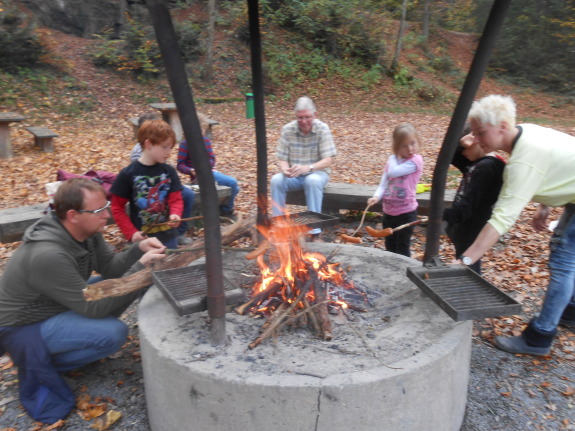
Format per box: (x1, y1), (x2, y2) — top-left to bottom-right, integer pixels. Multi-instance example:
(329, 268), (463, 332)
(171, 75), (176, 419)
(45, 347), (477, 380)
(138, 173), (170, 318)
(340, 203), (373, 244)
(366, 217), (428, 238)
(142, 215), (204, 234)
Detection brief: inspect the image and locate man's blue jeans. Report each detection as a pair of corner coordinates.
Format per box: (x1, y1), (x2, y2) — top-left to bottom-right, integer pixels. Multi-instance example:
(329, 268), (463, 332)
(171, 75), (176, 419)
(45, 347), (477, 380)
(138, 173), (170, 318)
(213, 171), (239, 214)
(39, 311), (128, 372)
(270, 171), (329, 234)
(533, 208), (575, 333)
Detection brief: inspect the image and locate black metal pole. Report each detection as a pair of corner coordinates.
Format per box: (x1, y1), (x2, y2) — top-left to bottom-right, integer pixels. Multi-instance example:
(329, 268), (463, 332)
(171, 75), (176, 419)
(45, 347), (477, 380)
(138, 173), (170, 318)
(247, 0), (270, 236)
(145, 0), (226, 345)
(423, 0), (512, 264)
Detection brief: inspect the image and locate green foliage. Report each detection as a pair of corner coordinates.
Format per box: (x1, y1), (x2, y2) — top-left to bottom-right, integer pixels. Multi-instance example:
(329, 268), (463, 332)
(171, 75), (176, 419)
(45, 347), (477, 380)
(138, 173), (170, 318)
(263, 0), (381, 66)
(175, 21), (204, 63)
(411, 79), (446, 104)
(475, 0), (575, 94)
(391, 65), (413, 87)
(0, 2), (46, 71)
(428, 55), (454, 74)
(360, 64), (385, 88)
(91, 13), (204, 79)
(92, 17), (162, 79)
(0, 69), (98, 116)
(263, 40), (329, 92)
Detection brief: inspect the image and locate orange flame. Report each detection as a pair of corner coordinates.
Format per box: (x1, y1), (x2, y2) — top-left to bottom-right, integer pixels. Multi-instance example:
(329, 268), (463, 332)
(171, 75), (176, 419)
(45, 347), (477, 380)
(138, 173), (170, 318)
(248, 209), (357, 315)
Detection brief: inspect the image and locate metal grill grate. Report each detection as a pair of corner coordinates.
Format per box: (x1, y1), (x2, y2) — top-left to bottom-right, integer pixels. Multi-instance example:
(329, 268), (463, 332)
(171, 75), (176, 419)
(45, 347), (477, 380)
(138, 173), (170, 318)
(153, 264), (244, 316)
(272, 211), (339, 230)
(407, 265), (521, 321)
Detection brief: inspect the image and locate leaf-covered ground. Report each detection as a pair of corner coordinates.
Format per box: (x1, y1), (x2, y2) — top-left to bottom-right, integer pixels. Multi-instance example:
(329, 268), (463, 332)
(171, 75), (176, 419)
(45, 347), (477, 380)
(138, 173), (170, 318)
(0, 29), (574, 430)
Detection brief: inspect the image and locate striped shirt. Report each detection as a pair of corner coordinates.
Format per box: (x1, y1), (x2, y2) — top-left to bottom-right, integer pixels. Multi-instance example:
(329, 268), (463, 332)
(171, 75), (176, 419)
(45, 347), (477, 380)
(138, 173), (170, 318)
(277, 119), (336, 173)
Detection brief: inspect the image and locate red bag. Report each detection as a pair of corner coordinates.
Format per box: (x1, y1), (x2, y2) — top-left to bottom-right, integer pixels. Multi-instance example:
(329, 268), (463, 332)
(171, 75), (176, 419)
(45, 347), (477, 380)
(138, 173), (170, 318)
(56, 169), (117, 199)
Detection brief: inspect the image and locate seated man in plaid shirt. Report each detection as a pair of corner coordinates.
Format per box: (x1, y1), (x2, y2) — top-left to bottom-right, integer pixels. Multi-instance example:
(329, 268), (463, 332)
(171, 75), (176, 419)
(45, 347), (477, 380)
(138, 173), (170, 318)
(270, 96), (337, 241)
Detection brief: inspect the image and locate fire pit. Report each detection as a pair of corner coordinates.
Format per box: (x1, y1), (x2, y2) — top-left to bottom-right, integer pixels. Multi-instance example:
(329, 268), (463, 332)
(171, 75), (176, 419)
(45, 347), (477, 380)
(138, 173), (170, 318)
(138, 244), (472, 431)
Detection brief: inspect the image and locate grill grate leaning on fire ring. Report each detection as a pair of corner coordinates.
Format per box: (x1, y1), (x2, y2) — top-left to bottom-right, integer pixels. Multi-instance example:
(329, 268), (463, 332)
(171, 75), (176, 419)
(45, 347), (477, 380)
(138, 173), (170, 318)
(407, 265), (521, 321)
(153, 264), (244, 316)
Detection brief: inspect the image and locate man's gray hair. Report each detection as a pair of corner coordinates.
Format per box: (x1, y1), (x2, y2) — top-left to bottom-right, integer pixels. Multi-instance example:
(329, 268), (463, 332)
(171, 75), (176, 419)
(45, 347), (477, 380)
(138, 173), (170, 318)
(294, 96), (316, 114)
(468, 94), (516, 128)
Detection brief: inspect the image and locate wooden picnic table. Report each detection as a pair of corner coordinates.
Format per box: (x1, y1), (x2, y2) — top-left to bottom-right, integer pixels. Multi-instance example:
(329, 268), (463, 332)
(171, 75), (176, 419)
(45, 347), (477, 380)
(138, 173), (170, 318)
(0, 112), (26, 159)
(149, 103), (218, 141)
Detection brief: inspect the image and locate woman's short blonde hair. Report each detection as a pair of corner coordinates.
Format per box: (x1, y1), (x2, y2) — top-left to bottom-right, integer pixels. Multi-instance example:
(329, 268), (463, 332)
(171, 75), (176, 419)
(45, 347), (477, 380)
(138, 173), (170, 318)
(392, 123), (422, 156)
(468, 94), (516, 128)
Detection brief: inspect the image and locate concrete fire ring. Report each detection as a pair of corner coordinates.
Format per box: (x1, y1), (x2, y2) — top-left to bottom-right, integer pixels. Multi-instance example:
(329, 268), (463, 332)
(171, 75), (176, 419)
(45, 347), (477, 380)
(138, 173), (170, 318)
(139, 244), (472, 431)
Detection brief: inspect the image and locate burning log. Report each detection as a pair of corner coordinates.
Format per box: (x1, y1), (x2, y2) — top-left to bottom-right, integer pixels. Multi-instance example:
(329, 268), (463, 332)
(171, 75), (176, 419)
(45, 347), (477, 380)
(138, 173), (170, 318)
(237, 212), (372, 348)
(83, 214), (255, 301)
(310, 270), (333, 341)
(235, 280), (282, 315)
(303, 299), (321, 334)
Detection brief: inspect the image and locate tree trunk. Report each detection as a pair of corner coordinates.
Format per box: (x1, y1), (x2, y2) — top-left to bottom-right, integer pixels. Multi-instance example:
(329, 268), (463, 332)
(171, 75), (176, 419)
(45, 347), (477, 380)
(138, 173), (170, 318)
(422, 0), (430, 42)
(113, 0), (127, 39)
(390, 0), (409, 71)
(202, 0), (217, 82)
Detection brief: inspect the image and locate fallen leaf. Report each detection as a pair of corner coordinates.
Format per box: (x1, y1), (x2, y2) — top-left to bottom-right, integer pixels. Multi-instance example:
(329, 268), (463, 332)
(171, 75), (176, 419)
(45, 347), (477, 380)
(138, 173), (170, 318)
(90, 409), (122, 431)
(45, 419), (66, 429)
(545, 403), (557, 411)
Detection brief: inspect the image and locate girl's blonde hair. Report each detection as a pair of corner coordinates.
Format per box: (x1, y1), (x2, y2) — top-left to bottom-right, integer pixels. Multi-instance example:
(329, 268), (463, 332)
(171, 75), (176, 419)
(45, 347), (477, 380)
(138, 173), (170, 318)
(392, 123), (421, 156)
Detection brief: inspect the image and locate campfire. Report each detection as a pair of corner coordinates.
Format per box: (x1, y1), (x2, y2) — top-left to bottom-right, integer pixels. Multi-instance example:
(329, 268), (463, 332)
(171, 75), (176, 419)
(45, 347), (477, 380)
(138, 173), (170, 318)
(236, 213), (370, 349)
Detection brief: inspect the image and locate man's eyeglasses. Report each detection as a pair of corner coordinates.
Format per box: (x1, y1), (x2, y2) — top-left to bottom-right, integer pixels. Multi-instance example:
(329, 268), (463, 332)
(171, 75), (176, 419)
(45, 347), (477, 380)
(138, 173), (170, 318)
(77, 201), (111, 215)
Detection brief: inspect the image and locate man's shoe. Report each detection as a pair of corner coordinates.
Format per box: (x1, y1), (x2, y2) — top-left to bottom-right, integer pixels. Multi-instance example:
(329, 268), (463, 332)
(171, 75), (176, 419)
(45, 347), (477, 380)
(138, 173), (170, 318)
(559, 318), (575, 330)
(494, 335), (550, 356)
(177, 235), (192, 246)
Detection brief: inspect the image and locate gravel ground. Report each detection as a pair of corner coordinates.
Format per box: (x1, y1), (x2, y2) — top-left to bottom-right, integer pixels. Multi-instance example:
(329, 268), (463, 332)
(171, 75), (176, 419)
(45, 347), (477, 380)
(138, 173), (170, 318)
(1, 221), (574, 430)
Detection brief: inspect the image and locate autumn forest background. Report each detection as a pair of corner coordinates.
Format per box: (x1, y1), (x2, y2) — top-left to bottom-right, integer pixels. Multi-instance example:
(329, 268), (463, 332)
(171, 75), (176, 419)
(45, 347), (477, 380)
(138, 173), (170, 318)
(1, 1), (575, 428)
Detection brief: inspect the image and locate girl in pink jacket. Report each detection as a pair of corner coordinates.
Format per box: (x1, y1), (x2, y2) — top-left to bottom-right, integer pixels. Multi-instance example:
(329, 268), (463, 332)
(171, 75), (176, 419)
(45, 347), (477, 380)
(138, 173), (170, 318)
(368, 123), (424, 257)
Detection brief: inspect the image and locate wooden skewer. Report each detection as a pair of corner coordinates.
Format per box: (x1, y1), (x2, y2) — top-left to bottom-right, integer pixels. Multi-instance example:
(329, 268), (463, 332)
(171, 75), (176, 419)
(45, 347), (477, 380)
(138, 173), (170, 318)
(366, 217), (428, 238)
(145, 215), (204, 228)
(340, 203), (373, 243)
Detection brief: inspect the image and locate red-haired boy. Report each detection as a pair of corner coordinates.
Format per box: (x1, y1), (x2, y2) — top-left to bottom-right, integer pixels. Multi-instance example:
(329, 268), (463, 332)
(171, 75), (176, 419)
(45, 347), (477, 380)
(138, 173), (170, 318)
(111, 119), (184, 249)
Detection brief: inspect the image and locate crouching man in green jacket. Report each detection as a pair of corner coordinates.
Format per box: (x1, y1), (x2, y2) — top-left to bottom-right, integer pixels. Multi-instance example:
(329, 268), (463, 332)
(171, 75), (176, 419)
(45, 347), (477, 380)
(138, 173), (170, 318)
(0, 178), (166, 423)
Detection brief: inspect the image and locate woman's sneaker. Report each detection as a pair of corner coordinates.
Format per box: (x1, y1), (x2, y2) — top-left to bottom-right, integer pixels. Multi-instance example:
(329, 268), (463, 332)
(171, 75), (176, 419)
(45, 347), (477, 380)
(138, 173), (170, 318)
(494, 335), (550, 356)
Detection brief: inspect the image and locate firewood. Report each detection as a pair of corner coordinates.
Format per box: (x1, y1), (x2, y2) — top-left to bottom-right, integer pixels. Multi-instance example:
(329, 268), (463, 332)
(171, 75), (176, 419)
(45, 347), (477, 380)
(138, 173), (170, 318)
(313, 279), (333, 341)
(259, 302), (288, 333)
(83, 214), (255, 301)
(248, 278), (312, 349)
(235, 280), (282, 315)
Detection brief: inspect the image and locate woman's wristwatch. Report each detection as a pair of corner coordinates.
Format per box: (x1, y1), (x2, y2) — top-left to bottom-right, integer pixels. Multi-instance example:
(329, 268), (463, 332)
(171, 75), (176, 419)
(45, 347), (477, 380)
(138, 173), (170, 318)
(461, 256), (473, 266)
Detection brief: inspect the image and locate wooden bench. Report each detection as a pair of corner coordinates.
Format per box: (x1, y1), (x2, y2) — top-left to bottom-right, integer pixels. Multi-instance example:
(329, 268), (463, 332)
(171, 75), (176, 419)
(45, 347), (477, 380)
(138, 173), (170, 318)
(0, 185), (231, 243)
(285, 182), (455, 215)
(26, 127), (58, 153)
(0, 112), (26, 159)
